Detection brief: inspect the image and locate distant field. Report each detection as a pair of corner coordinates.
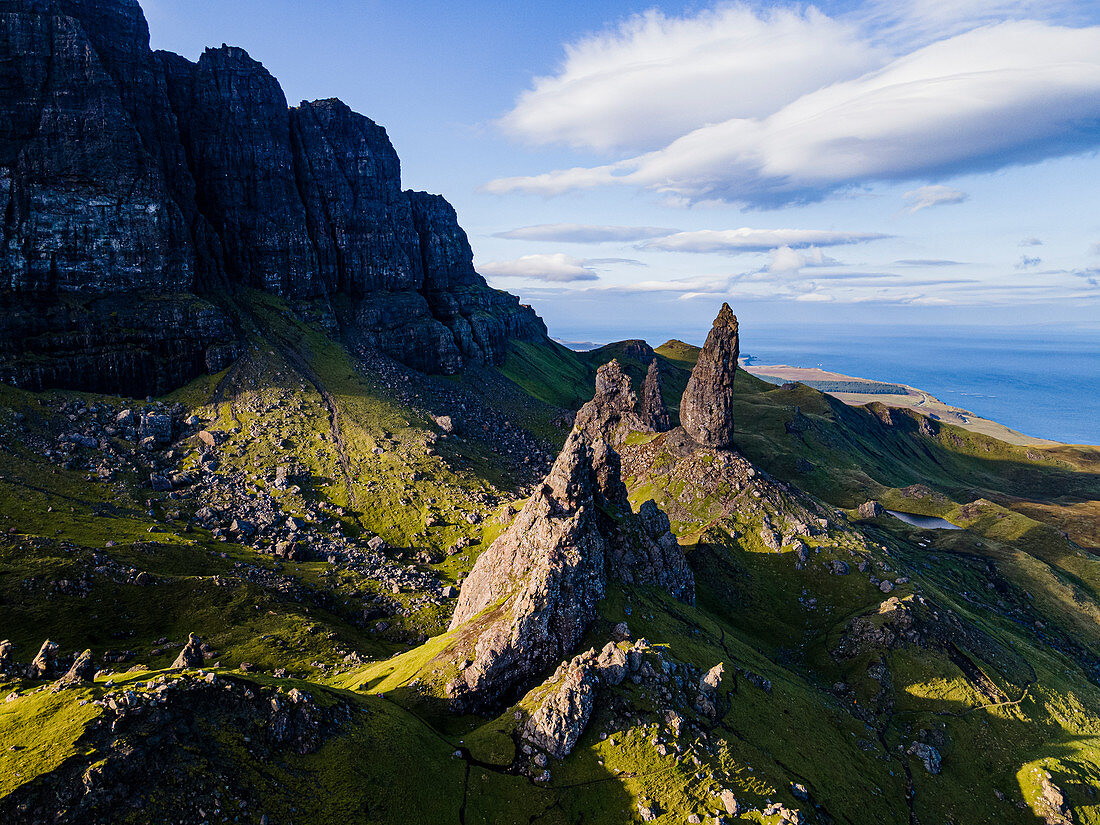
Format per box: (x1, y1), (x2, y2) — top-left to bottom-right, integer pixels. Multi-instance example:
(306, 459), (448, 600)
(753, 375), (909, 395)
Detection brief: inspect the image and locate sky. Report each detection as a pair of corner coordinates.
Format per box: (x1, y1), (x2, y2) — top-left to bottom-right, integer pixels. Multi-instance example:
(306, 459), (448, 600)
(143, 0), (1100, 346)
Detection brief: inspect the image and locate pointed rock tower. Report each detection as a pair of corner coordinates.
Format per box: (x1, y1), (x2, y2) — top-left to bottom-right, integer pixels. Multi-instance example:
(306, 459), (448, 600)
(680, 303), (739, 448)
(640, 359), (672, 432)
(573, 359), (650, 446)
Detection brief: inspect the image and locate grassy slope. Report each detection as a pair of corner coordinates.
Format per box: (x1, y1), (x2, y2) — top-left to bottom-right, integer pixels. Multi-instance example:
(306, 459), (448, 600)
(2, 330), (1099, 823)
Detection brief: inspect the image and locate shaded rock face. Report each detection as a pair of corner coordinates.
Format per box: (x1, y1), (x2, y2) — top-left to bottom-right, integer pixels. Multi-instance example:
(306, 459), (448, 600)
(680, 303), (739, 448)
(640, 359), (672, 432)
(446, 422), (693, 711)
(0, 0), (544, 393)
(574, 359), (651, 447)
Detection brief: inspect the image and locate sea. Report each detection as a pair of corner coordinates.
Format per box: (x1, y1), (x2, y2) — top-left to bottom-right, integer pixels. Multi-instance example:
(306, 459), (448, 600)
(740, 325), (1099, 445)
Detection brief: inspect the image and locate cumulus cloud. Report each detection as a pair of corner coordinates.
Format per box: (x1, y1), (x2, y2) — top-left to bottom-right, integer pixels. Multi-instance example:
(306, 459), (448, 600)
(493, 223), (676, 243)
(1020, 237), (1044, 246)
(490, 18), (1100, 207)
(499, 5), (881, 154)
(902, 185), (969, 213)
(478, 254), (599, 282)
(641, 228), (890, 254)
(766, 246), (840, 276)
(1016, 255), (1043, 269)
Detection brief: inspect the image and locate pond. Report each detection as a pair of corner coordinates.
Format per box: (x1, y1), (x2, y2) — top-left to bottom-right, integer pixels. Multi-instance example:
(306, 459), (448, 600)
(886, 510), (962, 531)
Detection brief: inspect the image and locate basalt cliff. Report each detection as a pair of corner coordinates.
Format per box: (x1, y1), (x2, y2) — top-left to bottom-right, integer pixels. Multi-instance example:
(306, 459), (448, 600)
(0, 0), (545, 395)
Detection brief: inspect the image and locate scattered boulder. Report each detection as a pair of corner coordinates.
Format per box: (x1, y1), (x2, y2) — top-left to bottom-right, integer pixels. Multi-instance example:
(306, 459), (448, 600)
(55, 650), (96, 690)
(679, 303), (739, 448)
(719, 789), (740, 815)
(139, 412), (173, 445)
(700, 663), (725, 694)
(171, 634), (205, 669)
(0, 640), (14, 674)
(521, 657), (600, 758)
(907, 741), (942, 775)
(30, 640), (59, 679)
(858, 500), (885, 519)
(432, 414), (459, 434)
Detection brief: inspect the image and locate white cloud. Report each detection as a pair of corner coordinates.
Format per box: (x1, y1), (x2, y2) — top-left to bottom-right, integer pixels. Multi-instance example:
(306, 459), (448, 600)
(902, 185), (969, 213)
(493, 223), (677, 243)
(767, 246), (840, 276)
(1016, 254), (1042, 269)
(641, 228), (890, 254)
(490, 19), (1100, 207)
(1020, 236), (1044, 246)
(478, 254), (599, 282)
(499, 5), (881, 154)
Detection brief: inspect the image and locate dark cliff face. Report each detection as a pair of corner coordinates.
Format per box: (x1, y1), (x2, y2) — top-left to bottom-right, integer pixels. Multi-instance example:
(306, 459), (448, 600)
(0, 0), (546, 394)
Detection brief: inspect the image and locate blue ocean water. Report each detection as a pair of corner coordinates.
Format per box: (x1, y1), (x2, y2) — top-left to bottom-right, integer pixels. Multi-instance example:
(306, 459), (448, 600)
(741, 325), (1100, 445)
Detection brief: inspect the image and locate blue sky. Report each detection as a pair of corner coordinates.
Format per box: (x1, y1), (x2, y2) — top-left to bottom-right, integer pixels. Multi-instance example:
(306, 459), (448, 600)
(144, 0), (1100, 345)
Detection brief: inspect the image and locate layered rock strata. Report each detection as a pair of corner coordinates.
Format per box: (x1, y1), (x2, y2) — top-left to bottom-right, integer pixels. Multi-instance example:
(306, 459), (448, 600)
(0, 0), (545, 393)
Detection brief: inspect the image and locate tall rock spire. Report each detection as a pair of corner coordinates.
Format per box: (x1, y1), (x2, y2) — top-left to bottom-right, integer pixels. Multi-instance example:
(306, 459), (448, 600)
(679, 303), (740, 448)
(640, 359), (672, 432)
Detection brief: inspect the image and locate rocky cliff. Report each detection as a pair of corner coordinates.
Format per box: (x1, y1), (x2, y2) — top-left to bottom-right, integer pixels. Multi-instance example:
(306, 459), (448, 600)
(0, 0), (545, 393)
(443, 375), (694, 712)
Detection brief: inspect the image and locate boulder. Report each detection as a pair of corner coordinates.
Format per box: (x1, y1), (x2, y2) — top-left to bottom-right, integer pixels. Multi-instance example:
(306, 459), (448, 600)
(700, 663), (725, 694)
(55, 650), (96, 689)
(0, 640), (13, 674)
(858, 500), (885, 519)
(907, 741), (942, 775)
(30, 640), (59, 679)
(521, 657), (600, 759)
(680, 303), (739, 448)
(171, 633), (205, 669)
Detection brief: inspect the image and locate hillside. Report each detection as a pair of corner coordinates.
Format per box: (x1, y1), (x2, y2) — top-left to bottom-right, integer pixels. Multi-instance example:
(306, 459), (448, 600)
(3, 2), (1100, 824)
(0, 298), (1097, 824)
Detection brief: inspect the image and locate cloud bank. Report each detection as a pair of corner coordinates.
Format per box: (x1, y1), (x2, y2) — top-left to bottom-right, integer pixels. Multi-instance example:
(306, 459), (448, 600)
(488, 14), (1100, 207)
(494, 223), (676, 243)
(478, 254), (599, 282)
(641, 228), (890, 254)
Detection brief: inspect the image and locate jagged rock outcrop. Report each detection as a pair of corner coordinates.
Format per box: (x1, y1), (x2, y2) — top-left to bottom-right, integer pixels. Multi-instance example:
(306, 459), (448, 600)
(0, 0), (545, 394)
(573, 359), (651, 447)
(680, 303), (740, 448)
(0, 640), (14, 674)
(640, 359), (673, 432)
(445, 377), (694, 710)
